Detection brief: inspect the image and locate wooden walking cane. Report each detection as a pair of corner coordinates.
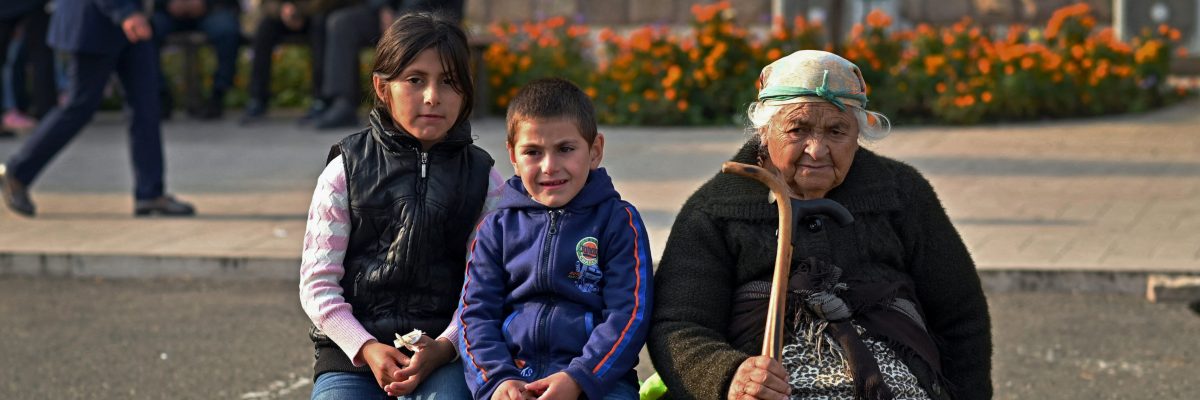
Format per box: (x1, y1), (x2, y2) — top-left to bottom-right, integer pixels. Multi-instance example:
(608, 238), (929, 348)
(720, 162), (794, 360)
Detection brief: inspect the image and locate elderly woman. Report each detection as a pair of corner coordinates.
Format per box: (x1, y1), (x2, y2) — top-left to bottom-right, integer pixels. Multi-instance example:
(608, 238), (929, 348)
(647, 50), (991, 400)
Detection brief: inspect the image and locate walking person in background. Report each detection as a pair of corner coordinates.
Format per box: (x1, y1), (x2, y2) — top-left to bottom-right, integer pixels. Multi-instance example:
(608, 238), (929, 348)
(0, 0), (55, 135)
(299, 11), (502, 399)
(0, 0), (195, 217)
(151, 0), (241, 120)
(240, 0), (359, 125)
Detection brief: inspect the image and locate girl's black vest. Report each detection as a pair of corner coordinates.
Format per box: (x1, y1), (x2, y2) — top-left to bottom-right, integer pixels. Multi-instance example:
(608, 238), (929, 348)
(310, 109), (493, 377)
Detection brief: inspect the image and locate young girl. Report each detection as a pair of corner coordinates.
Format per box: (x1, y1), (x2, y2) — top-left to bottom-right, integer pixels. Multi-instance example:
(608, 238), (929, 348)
(299, 11), (502, 399)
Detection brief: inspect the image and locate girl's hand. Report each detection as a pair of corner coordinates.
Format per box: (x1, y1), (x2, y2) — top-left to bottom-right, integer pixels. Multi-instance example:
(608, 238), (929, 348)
(524, 372), (581, 400)
(383, 337), (456, 396)
(359, 339), (410, 389)
(491, 379), (534, 400)
(727, 356), (790, 400)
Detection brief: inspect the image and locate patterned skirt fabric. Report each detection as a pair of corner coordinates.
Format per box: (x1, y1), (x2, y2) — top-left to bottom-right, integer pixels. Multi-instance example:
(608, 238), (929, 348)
(781, 320), (930, 400)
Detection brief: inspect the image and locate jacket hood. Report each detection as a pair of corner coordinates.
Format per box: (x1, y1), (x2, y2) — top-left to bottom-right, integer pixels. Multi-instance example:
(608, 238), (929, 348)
(368, 108), (474, 153)
(498, 167), (619, 211)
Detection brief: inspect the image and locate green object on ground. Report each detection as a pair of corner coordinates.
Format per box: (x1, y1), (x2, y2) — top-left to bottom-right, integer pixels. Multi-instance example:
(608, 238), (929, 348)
(639, 373), (668, 400)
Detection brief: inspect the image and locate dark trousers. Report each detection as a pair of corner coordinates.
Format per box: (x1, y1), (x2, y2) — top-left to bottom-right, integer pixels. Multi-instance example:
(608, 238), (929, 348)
(248, 13), (327, 103)
(5, 41), (165, 200)
(321, 4), (381, 104)
(0, 7), (56, 118)
(151, 8), (240, 99)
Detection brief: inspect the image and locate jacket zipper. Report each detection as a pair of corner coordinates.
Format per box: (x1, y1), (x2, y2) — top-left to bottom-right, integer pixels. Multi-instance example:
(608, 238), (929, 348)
(540, 210), (563, 291)
(419, 151), (428, 178)
(535, 298), (554, 379)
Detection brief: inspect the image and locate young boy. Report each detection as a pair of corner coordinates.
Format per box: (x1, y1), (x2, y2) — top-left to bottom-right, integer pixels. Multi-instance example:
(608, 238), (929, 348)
(458, 78), (653, 400)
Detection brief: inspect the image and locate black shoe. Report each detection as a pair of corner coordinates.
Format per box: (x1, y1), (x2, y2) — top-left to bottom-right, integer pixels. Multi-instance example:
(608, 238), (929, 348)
(240, 99), (268, 125)
(1, 167), (36, 217)
(297, 99), (329, 126)
(134, 195), (196, 217)
(0, 129), (15, 139)
(313, 99), (359, 130)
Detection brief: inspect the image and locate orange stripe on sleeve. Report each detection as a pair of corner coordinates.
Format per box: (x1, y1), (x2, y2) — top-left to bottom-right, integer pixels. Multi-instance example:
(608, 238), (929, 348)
(593, 207), (644, 374)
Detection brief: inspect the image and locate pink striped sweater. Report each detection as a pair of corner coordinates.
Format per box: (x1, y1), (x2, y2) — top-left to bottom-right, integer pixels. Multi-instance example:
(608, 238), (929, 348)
(299, 155), (505, 366)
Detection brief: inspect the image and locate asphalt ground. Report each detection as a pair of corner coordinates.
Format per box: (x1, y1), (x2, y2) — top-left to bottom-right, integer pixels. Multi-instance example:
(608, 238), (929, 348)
(1, 275), (1197, 399)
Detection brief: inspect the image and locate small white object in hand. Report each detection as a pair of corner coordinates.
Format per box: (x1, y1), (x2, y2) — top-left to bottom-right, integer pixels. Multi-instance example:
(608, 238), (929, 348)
(394, 329), (425, 352)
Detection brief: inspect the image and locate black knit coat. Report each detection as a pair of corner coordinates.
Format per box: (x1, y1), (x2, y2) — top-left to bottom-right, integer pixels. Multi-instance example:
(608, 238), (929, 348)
(647, 138), (992, 400)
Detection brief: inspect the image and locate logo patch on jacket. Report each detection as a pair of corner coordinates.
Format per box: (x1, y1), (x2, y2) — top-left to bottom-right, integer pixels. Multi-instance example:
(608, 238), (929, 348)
(570, 237), (601, 293)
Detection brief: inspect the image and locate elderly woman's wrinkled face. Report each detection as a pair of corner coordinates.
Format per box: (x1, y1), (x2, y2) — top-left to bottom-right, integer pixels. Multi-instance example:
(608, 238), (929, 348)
(761, 102), (859, 199)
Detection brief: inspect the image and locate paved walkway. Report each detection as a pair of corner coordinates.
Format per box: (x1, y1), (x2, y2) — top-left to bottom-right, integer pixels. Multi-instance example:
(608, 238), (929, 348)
(2, 101), (1198, 293)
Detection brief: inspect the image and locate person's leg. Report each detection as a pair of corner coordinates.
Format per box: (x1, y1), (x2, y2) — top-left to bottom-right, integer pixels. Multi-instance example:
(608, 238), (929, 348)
(398, 360), (471, 400)
(311, 372), (391, 400)
(599, 378), (640, 400)
(307, 13), (328, 104)
(198, 8), (241, 113)
(315, 4), (377, 129)
(4, 50), (115, 193)
(320, 5), (376, 102)
(0, 17), (16, 130)
(20, 7), (55, 118)
(114, 40), (165, 201)
(149, 11), (178, 118)
(245, 15), (288, 118)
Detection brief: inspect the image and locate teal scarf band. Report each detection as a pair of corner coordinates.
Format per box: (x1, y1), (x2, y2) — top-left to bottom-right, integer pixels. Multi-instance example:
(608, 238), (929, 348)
(756, 70), (868, 111)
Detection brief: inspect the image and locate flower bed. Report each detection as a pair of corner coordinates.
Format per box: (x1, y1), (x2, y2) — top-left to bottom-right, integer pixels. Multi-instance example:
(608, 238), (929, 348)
(482, 1), (1192, 125)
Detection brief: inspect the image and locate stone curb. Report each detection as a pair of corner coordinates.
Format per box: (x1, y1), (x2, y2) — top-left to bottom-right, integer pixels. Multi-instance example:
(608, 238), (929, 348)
(5, 252), (1200, 301)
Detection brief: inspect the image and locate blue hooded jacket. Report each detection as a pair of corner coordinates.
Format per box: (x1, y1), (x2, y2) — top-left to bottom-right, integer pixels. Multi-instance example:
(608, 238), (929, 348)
(459, 168), (653, 400)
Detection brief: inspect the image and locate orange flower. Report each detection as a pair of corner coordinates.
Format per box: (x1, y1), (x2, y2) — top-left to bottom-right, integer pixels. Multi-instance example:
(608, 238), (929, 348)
(677, 100), (689, 112)
(567, 25), (589, 38)
(1071, 45), (1085, 60)
(924, 55), (946, 75)
(692, 3), (719, 23)
(865, 9), (892, 29)
(955, 81), (968, 93)
(936, 82), (947, 93)
(628, 102), (640, 113)
(665, 88), (677, 101)
(1005, 65), (1015, 75)
(767, 48), (782, 62)
(585, 87), (597, 98)
(977, 59), (992, 74)
(981, 91), (993, 103)
(1020, 57), (1034, 70)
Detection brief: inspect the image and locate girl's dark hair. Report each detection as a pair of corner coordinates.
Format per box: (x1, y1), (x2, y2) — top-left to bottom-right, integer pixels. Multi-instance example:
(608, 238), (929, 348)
(372, 11), (473, 124)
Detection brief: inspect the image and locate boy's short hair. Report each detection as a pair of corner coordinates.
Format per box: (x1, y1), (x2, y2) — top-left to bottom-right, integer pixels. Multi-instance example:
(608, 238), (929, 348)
(506, 78), (598, 146)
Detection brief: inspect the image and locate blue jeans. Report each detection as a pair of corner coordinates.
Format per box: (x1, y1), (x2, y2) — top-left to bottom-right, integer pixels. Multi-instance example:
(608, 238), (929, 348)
(602, 378), (639, 400)
(311, 361), (470, 400)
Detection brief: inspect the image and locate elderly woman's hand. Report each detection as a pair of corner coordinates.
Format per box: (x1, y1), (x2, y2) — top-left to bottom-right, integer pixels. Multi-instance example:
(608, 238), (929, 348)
(728, 355), (790, 399)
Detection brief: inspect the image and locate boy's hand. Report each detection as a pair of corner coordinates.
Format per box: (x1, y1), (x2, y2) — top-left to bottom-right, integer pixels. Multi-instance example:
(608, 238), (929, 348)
(383, 337), (456, 397)
(492, 379), (535, 400)
(525, 372), (581, 400)
(359, 340), (410, 389)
